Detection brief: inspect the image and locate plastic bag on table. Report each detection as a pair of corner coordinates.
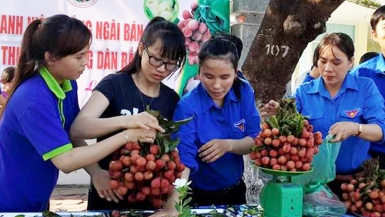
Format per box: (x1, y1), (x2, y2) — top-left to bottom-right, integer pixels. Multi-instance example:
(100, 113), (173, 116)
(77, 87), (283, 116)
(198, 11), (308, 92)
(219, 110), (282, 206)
(292, 134), (345, 216)
(302, 184), (347, 217)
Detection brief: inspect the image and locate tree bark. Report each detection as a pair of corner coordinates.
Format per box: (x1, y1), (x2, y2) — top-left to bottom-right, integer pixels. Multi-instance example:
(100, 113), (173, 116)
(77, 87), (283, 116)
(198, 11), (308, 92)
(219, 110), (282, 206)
(242, 0), (344, 104)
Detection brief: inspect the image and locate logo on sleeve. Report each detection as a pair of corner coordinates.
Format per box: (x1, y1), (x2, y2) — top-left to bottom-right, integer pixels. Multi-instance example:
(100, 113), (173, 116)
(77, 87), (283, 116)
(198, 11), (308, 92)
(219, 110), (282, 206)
(344, 108), (360, 118)
(234, 119), (246, 132)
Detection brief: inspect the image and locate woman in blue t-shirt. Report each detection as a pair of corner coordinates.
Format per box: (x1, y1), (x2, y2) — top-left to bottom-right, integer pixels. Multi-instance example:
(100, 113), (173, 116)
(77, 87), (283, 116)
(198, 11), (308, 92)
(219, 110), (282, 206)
(264, 33), (385, 199)
(156, 35), (261, 217)
(0, 15), (156, 212)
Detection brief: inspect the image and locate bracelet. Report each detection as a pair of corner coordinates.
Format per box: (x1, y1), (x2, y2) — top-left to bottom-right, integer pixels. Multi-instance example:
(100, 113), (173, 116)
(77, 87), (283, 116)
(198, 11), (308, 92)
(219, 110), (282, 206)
(123, 130), (129, 143)
(356, 123), (363, 136)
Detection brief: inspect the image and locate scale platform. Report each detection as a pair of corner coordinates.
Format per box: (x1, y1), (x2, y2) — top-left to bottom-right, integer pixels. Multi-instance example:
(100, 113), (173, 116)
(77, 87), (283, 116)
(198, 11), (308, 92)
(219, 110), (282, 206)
(259, 167), (313, 217)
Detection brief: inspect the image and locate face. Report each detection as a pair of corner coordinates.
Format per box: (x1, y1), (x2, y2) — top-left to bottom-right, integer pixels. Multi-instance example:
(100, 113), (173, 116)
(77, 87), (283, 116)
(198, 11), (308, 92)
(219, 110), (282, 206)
(318, 45), (353, 88)
(4, 79), (14, 91)
(140, 40), (179, 84)
(199, 58), (236, 106)
(372, 19), (385, 53)
(46, 44), (90, 84)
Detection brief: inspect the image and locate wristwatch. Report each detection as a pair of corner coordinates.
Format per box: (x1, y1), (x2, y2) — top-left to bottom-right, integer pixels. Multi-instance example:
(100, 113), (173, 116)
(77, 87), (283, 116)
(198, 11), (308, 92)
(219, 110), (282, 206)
(356, 123), (363, 136)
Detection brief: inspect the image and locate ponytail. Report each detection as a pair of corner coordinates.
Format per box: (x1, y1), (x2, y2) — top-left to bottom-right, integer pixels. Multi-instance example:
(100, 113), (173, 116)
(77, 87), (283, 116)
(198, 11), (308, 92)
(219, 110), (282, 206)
(0, 19), (41, 118)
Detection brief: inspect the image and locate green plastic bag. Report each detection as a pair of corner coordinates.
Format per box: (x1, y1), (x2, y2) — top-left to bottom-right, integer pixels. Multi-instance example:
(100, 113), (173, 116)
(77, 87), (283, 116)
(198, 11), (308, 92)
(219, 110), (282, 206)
(194, 0), (230, 35)
(302, 184), (347, 217)
(292, 134), (346, 217)
(292, 134), (341, 188)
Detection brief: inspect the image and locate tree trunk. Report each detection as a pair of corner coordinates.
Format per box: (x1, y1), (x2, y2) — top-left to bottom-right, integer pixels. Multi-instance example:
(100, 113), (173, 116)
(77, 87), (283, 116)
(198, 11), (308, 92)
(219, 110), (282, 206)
(242, 0), (344, 104)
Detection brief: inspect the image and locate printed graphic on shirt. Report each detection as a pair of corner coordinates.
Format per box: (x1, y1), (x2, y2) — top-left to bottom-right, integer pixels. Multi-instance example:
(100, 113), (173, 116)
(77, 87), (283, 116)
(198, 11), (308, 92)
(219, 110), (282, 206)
(120, 107), (140, 116)
(344, 108), (361, 118)
(234, 118), (246, 132)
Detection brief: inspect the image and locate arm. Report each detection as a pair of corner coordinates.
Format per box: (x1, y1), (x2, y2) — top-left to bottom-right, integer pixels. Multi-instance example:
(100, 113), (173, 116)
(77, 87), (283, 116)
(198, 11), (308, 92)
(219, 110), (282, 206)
(329, 79), (385, 143)
(51, 128), (155, 174)
(72, 139), (123, 203)
(355, 123), (382, 142)
(329, 122), (383, 142)
(70, 91), (163, 140)
(354, 79), (385, 142)
(198, 137), (255, 163)
(0, 94), (6, 107)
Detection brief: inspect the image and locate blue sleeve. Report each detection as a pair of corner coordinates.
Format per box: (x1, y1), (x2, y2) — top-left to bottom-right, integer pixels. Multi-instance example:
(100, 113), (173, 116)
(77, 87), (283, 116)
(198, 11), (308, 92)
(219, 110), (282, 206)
(19, 101), (72, 157)
(242, 82), (261, 138)
(362, 79), (385, 143)
(173, 100), (199, 174)
(295, 88), (303, 113)
(302, 73), (316, 84)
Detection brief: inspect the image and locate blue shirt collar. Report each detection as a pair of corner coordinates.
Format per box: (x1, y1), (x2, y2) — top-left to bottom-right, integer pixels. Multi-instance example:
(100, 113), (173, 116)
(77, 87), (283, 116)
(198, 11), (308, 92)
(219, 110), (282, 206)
(198, 83), (238, 112)
(307, 73), (358, 95)
(374, 54), (385, 73)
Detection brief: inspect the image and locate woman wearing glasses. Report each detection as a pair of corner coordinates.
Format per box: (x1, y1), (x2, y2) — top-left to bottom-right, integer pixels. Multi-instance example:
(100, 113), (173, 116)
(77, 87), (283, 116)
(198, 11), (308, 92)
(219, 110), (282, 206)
(70, 16), (186, 210)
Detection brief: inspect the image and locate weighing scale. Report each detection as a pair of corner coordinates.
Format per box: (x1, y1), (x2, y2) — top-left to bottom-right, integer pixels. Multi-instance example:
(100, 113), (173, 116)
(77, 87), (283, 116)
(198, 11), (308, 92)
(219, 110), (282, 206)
(259, 167), (312, 217)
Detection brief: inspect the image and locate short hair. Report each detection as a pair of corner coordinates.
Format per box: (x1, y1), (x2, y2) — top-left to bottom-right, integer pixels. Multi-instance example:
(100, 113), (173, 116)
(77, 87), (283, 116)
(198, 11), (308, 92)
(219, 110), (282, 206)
(1, 66), (15, 84)
(314, 33), (355, 63)
(371, 5), (385, 31)
(359, 52), (378, 64)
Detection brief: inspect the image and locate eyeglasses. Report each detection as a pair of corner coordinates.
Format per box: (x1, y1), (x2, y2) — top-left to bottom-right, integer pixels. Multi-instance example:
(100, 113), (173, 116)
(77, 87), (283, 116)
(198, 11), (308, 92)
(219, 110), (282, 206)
(143, 45), (180, 72)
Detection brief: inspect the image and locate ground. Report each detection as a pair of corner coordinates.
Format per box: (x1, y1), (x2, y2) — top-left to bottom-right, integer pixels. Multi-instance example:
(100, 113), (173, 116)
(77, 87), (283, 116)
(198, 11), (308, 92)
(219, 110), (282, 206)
(50, 185), (88, 212)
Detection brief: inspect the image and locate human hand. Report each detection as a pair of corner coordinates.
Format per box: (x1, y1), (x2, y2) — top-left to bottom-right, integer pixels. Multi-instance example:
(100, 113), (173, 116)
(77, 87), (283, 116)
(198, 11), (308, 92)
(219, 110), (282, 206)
(125, 128), (157, 144)
(198, 139), (231, 163)
(328, 121), (359, 142)
(124, 112), (165, 133)
(149, 207), (179, 217)
(262, 100), (280, 118)
(91, 169), (123, 203)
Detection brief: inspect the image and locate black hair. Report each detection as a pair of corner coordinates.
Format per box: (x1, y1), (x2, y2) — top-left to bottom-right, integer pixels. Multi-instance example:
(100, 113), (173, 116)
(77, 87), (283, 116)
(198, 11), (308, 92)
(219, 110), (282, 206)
(371, 6), (385, 31)
(1, 66), (16, 84)
(312, 47), (318, 67)
(1, 14), (91, 116)
(359, 51), (378, 64)
(314, 33), (355, 63)
(213, 32), (243, 61)
(198, 36), (242, 99)
(119, 16), (186, 76)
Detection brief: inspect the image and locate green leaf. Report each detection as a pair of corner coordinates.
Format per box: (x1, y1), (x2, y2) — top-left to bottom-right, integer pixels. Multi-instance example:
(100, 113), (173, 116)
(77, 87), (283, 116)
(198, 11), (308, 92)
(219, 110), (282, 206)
(168, 138), (180, 150)
(42, 211), (61, 217)
(265, 116), (279, 129)
(251, 144), (267, 151)
(184, 196), (192, 205)
(164, 141), (170, 153)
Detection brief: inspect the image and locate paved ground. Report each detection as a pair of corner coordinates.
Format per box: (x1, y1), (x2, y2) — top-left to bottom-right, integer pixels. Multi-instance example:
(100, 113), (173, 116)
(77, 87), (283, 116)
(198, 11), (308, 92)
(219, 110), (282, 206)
(49, 185), (89, 212)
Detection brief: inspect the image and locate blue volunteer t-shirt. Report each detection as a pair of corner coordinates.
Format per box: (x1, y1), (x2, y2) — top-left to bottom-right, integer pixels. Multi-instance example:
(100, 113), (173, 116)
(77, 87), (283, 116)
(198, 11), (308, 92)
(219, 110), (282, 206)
(295, 74), (385, 174)
(0, 67), (79, 211)
(350, 54), (385, 154)
(173, 79), (261, 191)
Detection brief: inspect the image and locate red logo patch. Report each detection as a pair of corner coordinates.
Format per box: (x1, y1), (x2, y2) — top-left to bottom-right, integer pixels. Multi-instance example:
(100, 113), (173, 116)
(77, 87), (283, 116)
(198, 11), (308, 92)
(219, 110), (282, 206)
(234, 119), (246, 132)
(345, 109), (360, 118)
